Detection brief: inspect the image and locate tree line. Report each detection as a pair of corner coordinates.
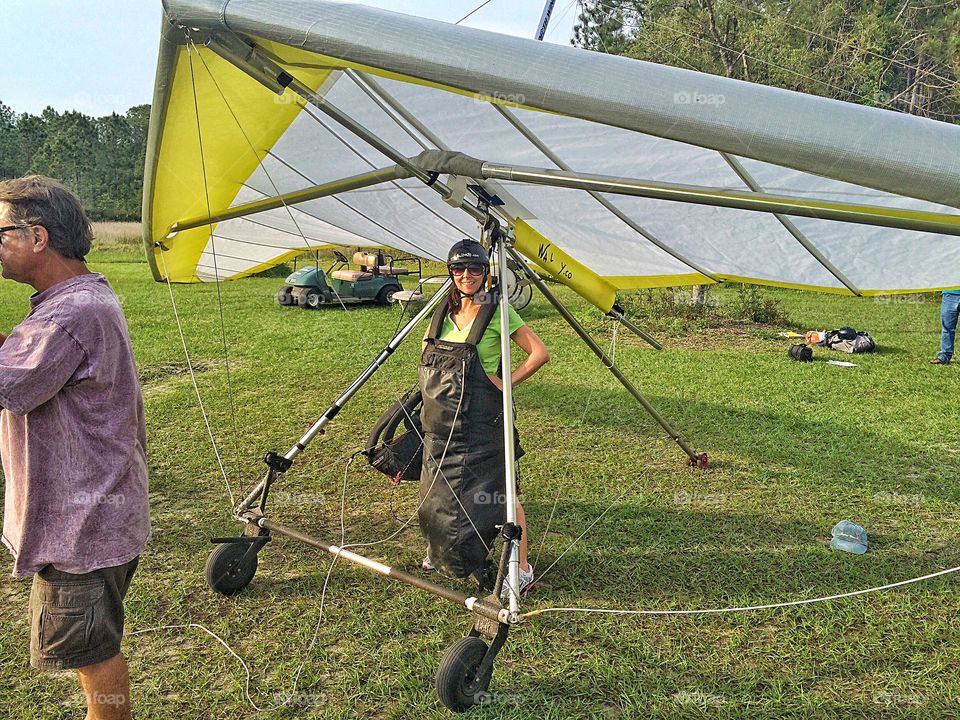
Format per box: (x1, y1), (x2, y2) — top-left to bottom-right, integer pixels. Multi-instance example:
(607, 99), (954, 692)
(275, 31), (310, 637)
(0, 102), (150, 221)
(573, 0), (959, 123)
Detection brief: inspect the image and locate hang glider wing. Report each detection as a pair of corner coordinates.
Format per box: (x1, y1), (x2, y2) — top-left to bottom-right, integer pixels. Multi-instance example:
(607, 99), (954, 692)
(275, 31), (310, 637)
(144, 0), (960, 311)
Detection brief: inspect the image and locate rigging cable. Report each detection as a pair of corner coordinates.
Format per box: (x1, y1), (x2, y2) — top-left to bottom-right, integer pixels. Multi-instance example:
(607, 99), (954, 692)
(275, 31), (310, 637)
(156, 247), (235, 507)
(455, 0), (495, 25)
(185, 41), (243, 481)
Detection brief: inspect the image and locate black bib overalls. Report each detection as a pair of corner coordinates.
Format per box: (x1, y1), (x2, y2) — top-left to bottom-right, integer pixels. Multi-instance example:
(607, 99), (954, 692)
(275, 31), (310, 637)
(417, 297), (519, 578)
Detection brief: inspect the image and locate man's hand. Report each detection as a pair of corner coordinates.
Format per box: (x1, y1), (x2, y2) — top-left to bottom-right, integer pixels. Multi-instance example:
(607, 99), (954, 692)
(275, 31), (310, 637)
(486, 373), (503, 390)
(0, 332), (6, 347)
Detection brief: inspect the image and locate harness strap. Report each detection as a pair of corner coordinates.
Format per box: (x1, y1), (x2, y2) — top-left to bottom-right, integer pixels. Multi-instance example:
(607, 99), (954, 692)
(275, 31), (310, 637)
(425, 293), (449, 340)
(465, 291), (498, 346)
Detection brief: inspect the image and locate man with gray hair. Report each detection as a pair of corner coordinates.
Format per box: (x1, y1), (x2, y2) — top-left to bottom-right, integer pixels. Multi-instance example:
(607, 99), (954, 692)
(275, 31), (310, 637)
(0, 176), (149, 720)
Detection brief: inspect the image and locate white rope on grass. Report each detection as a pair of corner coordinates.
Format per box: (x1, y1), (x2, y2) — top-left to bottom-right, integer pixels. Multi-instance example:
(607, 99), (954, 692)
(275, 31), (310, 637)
(128, 549), (339, 713)
(521, 564), (960, 619)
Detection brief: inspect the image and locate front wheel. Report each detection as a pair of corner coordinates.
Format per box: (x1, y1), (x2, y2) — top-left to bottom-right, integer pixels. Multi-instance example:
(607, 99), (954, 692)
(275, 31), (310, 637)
(435, 636), (492, 712)
(276, 286), (294, 306)
(303, 288), (323, 309)
(204, 542), (258, 596)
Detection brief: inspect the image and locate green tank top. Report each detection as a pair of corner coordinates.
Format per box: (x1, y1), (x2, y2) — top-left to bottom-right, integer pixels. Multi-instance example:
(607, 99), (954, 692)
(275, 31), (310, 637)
(439, 305), (525, 374)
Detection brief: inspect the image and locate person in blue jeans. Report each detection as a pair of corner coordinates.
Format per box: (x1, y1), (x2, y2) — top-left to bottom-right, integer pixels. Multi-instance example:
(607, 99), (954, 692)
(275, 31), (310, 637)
(931, 290), (960, 364)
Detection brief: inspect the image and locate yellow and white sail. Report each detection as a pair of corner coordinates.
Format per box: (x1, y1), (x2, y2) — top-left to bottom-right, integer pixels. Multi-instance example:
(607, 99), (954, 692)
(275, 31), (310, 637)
(144, 0), (960, 308)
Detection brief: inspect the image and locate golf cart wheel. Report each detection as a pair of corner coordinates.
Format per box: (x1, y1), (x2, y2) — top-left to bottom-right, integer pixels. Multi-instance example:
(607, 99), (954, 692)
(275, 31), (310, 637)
(204, 542), (258, 596)
(376, 286), (397, 305)
(303, 289), (323, 309)
(435, 636), (492, 712)
(276, 286), (294, 306)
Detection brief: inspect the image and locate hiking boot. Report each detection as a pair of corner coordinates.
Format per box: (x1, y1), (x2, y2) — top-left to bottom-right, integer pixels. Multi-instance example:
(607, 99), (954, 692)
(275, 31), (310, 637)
(500, 564), (534, 603)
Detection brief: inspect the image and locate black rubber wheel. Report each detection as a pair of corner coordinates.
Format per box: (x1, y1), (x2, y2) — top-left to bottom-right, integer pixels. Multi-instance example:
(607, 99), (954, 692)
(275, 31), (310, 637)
(204, 542), (258, 596)
(303, 289), (322, 309)
(276, 286), (294, 306)
(435, 636), (492, 712)
(376, 286), (398, 305)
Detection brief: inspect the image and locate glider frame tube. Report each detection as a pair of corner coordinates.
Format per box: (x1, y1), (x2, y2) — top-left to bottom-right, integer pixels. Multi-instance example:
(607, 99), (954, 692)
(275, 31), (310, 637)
(168, 165), (410, 235)
(252, 515), (510, 624)
(506, 246), (703, 464)
(606, 307), (663, 351)
(483, 163), (960, 238)
(495, 235), (522, 619)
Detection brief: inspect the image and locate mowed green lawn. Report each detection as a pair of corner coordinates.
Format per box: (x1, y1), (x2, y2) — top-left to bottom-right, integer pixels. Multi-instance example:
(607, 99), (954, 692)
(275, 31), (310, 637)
(1, 235), (958, 719)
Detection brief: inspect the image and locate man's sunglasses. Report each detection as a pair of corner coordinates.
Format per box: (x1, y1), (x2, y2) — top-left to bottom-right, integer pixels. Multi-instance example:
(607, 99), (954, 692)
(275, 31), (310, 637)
(449, 262), (485, 276)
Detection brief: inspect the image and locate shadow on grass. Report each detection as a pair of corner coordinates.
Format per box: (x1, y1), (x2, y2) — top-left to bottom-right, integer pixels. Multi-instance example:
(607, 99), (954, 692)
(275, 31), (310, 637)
(520, 382), (960, 503)
(519, 501), (957, 606)
(198, 492), (956, 617)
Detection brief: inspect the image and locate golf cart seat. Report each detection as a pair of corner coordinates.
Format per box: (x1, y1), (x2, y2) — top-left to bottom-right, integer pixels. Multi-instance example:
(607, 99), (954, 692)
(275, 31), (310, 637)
(352, 251), (410, 276)
(331, 269), (374, 282)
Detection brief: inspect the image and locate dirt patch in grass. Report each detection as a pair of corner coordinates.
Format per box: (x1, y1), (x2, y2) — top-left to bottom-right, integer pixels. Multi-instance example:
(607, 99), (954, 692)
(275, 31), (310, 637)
(139, 360), (216, 385)
(665, 321), (791, 351)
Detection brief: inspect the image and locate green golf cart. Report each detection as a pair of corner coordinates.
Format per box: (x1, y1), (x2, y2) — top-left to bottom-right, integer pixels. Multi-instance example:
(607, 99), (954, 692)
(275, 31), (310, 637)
(277, 250), (421, 309)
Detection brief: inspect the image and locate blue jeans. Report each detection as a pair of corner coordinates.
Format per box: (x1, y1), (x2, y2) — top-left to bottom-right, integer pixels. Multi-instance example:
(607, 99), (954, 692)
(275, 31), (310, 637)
(939, 294), (960, 362)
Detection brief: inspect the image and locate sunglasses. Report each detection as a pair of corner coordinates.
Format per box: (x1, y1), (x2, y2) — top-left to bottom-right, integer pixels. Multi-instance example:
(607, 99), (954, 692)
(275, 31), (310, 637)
(449, 262), (486, 277)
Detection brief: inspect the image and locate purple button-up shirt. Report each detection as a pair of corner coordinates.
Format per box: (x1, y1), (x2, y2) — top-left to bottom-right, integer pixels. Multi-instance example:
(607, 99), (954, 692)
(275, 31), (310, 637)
(0, 273), (149, 576)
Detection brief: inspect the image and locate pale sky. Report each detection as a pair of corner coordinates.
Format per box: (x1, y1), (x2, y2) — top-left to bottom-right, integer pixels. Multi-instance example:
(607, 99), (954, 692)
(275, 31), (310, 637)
(0, 0), (581, 117)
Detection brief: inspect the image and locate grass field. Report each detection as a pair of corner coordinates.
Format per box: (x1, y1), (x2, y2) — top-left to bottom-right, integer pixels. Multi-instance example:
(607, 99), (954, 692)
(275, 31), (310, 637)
(1, 226), (959, 719)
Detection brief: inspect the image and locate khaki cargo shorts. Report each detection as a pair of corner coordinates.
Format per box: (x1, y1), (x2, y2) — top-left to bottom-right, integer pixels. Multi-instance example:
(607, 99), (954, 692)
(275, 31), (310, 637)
(29, 557), (139, 671)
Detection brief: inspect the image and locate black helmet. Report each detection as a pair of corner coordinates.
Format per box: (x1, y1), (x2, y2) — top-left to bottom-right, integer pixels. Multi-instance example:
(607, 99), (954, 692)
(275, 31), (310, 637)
(447, 239), (489, 266)
(837, 326), (857, 341)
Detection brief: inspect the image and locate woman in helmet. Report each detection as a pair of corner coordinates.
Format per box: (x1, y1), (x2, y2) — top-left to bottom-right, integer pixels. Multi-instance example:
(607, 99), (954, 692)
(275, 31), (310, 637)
(418, 239), (549, 601)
